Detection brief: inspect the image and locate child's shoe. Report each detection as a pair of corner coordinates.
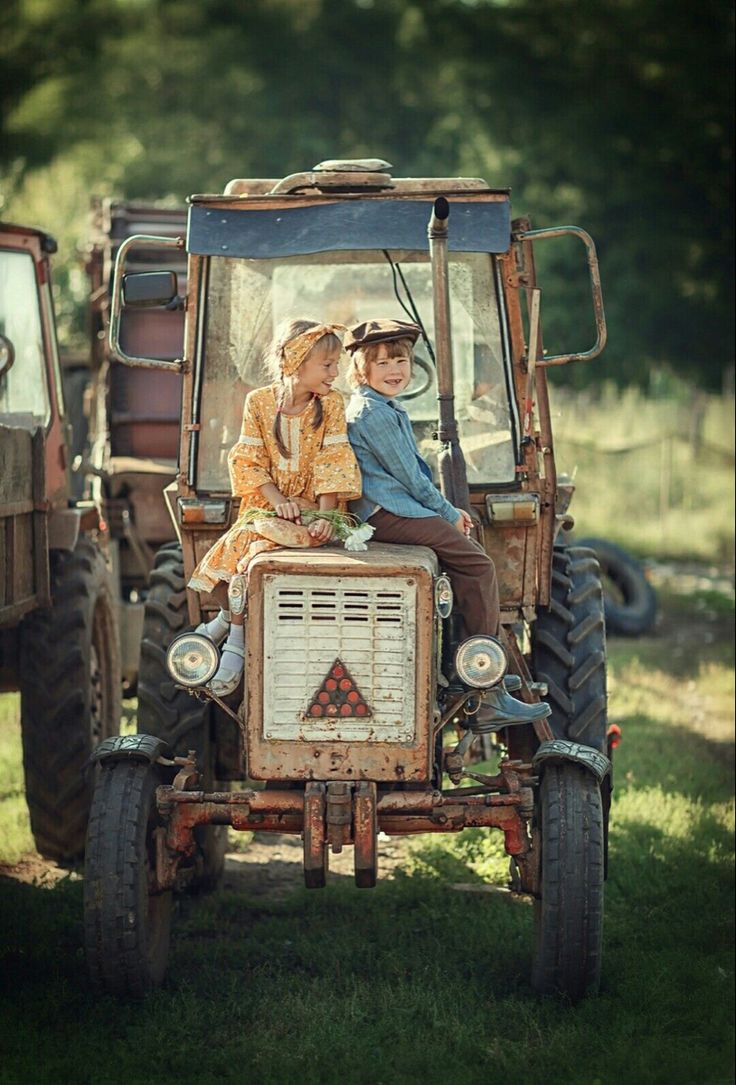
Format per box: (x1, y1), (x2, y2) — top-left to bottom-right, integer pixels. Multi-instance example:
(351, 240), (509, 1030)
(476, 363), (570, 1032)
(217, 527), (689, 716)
(208, 625), (245, 697)
(468, 678), (551, 731)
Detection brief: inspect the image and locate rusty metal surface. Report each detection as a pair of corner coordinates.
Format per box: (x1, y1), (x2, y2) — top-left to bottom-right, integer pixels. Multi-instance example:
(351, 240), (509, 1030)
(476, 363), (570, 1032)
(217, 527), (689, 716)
(512, 224), (556, 610)
(245, 547), (437, 783)
(481, 518), (538, 613)
(154, 779), (535, 895)
(0, 427), (49, 624)
(190, 188), (509, 209)
(303, 782), (328, 889)
(379, 806), (528, 854)
(326, 782), (352, 854)
(353, 782), (377, 888)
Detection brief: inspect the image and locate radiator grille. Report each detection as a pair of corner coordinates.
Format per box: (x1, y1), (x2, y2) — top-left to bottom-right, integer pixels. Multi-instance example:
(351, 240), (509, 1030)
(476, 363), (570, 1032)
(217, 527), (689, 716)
(261, 574), (416, 742)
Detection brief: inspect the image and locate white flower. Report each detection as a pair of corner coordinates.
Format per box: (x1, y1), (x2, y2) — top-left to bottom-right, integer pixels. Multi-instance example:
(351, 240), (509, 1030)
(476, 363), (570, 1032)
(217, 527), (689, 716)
(343, 523), (375, 551)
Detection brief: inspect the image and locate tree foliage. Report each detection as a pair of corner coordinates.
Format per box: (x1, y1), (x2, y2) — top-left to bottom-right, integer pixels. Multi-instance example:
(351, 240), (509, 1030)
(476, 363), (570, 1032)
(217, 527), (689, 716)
(1, 0), (732, 387)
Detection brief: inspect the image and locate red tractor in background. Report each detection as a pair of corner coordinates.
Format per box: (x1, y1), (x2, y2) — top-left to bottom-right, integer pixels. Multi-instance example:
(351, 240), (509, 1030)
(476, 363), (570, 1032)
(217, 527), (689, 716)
(0, 222), (120, 862)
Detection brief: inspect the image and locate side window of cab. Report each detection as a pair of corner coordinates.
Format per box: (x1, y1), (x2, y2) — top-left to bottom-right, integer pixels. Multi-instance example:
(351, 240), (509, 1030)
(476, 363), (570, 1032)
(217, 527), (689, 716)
(0, 248), (50, 425)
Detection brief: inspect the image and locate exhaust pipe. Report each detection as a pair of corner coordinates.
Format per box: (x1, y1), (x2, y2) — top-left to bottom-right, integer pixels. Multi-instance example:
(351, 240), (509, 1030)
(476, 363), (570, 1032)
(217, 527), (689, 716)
(427, 197), (471, 514)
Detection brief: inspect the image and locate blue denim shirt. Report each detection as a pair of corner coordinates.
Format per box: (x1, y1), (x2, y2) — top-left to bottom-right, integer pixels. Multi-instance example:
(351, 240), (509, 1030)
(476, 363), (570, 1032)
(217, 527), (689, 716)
(346, 386), (459, 525)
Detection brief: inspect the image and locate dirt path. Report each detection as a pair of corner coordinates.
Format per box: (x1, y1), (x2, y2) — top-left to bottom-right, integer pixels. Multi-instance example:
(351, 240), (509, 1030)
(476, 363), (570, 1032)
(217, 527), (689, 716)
(0, 833), (412, 900)
(0, 855), (81, 887)
(223, 831), (411, 900)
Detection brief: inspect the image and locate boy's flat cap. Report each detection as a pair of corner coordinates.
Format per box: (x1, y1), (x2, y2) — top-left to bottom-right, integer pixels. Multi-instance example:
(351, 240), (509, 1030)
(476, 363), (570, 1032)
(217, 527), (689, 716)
(344, 318), (421, 353)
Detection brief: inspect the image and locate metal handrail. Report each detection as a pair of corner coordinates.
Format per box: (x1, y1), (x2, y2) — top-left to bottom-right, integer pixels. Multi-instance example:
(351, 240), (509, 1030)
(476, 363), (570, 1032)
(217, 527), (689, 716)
(109, 233), (185, 370)
(512, 225), (607, 366)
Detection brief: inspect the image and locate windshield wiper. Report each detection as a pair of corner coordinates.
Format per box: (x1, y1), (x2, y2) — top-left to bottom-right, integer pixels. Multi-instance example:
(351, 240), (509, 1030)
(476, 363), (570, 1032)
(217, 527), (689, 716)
(382, 250), (436, 366)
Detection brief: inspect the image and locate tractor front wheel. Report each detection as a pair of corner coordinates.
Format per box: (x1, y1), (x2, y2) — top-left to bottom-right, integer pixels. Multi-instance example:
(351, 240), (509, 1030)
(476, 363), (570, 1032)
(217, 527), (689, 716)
(84, 759), (172, 996)
(531, 762), (604, 1001)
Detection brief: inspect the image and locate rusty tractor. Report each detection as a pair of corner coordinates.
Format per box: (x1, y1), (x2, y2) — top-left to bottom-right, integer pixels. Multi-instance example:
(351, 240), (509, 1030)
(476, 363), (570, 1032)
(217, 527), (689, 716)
(83, 159), (614, 1000)
(0, 222), (121, 862)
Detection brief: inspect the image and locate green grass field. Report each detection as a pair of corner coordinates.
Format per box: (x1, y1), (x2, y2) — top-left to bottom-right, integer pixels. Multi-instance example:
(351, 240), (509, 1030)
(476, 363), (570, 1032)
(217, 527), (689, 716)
(0, 569), (733, 1085)
(550, 383), (734, 563)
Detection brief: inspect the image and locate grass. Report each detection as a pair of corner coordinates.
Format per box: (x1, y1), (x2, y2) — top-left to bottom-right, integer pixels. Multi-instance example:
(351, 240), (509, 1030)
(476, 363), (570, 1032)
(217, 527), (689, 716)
(0, 695), (34, 863)
(0, 576), (733, 1085)
(550, 382), (735, 563)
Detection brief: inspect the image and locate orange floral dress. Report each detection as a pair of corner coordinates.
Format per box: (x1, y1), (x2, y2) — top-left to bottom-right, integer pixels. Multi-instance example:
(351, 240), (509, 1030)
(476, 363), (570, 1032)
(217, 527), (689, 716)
(188, 385), (362, 592)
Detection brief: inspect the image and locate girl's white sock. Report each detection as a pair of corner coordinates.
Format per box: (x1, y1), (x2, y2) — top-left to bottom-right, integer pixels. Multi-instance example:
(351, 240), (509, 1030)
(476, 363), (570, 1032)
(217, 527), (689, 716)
(200, 608), (231, 642)
(223, 623), (244, 652)
(213, 623), (245, 685)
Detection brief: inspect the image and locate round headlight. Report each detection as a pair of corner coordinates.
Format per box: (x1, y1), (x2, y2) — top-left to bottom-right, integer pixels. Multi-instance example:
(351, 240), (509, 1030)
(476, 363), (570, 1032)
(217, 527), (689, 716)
(455, 635), (507, 689)
(434, 574), (453, 618)
(166, 632), (220, 688)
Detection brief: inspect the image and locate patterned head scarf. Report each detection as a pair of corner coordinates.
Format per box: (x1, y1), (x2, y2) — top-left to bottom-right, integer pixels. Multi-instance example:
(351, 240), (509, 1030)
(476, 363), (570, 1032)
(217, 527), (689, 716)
(281, 323), (347, 377)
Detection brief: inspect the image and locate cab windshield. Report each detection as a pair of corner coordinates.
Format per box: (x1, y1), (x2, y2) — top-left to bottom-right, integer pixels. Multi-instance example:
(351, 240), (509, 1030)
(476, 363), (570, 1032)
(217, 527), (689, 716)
(196, 249), (518, 491)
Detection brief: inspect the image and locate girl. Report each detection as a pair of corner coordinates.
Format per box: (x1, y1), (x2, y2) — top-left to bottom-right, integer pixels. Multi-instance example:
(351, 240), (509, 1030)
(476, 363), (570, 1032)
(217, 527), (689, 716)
(189, 319), (361, 696)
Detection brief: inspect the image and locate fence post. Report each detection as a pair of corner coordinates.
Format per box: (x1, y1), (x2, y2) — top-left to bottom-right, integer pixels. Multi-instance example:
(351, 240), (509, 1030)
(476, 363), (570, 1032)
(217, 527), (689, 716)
(659, 434), (672, 531)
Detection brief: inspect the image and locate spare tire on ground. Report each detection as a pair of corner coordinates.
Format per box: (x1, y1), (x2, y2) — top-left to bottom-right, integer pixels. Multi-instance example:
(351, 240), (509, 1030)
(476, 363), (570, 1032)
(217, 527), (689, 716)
(575, 536), (657, 637)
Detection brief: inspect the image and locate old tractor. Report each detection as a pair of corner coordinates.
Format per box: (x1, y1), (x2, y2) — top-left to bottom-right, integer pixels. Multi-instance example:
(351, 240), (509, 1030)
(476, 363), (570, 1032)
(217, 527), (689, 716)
(0, 222), (120, 862)
(83, 159), (612, 1000)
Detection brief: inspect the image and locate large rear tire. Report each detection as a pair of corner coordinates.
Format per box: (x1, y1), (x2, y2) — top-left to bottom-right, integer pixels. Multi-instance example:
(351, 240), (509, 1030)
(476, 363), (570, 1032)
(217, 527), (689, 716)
(137, 542), (225, 887)
(84, 759), (172, 996)
(532, 546), (608, 754)
(19, 536), (121, 861)
(138, 542), (211, 751)
(532, 762), (604, 1001)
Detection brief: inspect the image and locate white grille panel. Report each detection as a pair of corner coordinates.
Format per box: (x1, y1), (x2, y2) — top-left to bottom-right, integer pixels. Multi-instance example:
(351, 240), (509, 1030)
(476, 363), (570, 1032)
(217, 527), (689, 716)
(262, 575), (416, 741)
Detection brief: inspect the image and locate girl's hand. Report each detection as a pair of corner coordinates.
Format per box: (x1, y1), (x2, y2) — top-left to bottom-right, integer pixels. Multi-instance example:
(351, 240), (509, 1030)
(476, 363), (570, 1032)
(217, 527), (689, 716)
(455, 510), (473, 537)
(274, 499), (302, 522)
(307, 517), (334, 543)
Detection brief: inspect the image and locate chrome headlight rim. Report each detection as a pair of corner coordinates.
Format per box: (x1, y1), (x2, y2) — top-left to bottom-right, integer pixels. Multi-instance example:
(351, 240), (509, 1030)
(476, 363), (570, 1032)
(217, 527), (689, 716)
(434, 574), (454, 619)
(454, 634), (508, 689)
(165, 631), (220, 688)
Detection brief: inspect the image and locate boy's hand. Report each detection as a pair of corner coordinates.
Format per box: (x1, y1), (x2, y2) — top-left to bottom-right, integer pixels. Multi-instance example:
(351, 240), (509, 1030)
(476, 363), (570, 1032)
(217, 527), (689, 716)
(307, 517), (333, 543)
(455, 510), (473, 537)
(274, 499), (302, 521)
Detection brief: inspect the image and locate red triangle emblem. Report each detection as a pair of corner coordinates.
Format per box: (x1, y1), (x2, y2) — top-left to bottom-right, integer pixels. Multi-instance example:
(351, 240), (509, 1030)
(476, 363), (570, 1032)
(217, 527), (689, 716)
(306, 658), (372, 719)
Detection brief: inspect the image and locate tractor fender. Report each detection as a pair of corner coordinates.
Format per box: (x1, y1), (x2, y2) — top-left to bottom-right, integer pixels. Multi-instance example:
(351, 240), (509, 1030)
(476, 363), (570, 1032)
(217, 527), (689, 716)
(533, 738), (611, 784)
(90, 734), (169, 766)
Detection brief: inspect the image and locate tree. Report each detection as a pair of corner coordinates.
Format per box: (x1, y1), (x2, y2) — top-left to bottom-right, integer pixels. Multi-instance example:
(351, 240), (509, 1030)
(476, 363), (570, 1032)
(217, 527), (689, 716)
(1, 0), (732, 387)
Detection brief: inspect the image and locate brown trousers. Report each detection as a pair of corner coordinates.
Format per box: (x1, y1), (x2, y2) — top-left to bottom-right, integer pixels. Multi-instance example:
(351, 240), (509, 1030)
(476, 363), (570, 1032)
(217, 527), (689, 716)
(368, 508), (500, 637)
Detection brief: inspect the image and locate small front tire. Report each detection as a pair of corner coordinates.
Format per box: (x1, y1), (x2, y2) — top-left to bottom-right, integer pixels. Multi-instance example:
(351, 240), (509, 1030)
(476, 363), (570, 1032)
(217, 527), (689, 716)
(531, 762), (605, 1001)
(84, 759), (172, 997)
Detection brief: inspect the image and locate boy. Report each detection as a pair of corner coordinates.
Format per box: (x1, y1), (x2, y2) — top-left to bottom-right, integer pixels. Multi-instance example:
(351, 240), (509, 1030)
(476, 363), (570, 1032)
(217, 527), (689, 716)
(344, 318), (550, 727)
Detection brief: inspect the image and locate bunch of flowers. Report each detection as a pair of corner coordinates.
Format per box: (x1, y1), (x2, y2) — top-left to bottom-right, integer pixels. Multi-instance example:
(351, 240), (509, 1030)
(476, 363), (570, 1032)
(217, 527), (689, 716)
(239, 507), (374, 551)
